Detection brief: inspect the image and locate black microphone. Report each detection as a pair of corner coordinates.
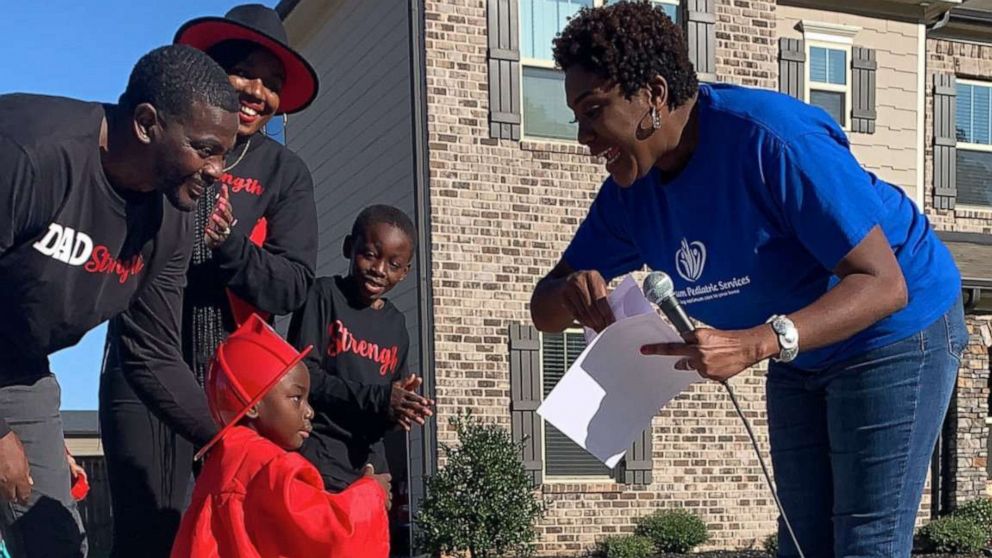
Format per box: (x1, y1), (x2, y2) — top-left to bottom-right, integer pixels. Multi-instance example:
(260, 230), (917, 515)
(642, 271), (693, 335)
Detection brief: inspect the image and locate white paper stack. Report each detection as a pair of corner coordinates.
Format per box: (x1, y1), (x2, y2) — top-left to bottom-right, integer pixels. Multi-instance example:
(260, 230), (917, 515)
(538, 275), (699, 468)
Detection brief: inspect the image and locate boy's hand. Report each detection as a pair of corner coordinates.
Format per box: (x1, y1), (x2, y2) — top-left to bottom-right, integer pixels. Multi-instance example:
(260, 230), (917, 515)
(65, 447), (87, 483)
(0, 431), (33, 504)
(389, 374), (434, 431)
(363, 464), (392, 511)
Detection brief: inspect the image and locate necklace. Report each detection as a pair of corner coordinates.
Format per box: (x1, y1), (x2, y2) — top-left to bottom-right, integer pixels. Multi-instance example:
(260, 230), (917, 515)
(223, 138), (251, 172)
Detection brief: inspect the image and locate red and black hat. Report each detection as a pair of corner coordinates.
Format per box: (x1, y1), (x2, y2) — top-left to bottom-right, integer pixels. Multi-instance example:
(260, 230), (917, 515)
(175, 3), (318, 114)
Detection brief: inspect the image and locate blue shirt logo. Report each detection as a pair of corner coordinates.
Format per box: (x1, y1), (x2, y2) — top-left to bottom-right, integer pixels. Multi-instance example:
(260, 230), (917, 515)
(675, 238), (707, 283)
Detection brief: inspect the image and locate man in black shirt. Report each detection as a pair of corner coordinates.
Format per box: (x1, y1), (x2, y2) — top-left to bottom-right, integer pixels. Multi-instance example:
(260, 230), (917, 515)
(0, 45), (238, 557)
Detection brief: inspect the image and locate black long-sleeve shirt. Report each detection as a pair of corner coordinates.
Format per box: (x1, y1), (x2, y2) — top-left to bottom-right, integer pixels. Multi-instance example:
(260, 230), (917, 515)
(190, 134), (316, 314)
(181, 134), (317, 383)
(287, 276), (409, 491)
(0, 93), (213, 443)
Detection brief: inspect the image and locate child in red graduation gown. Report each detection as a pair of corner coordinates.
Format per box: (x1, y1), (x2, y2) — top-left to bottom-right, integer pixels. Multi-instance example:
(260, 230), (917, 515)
(171, 314), (390, 558)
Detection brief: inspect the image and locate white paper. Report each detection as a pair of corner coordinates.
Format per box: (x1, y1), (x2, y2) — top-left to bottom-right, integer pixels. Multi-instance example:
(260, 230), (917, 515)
(583, 275), (655, 343)
(539, 312), (699, 468)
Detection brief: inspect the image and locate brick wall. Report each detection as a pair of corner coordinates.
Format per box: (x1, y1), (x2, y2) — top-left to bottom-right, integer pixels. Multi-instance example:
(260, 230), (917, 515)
(945, 316), (992, 507)
(924, 38), (992, 506)
(715, 0), (777, 90)
(422, 0), (786, 552)
(926, 39), (992, 231)
(421, 1), (984, 554)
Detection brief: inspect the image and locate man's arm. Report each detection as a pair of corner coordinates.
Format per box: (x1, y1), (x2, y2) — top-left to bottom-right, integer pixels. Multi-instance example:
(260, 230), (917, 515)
(112, 218), (217, 447)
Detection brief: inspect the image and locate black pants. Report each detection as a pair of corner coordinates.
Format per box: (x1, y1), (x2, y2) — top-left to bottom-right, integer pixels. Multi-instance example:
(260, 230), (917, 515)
(99, 365), (192, 558)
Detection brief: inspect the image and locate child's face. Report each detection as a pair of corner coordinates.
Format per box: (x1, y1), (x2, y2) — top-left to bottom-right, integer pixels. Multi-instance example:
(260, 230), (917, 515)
(252, 363), (313, 451)
(345, 222), (413, 306)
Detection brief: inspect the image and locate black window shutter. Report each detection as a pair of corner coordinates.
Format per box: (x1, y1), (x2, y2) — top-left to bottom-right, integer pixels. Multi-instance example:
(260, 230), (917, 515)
(487, 0), (521, 140)
(509, 323), (543, 486)
(683, 0), (717, 83)
(624, 425), (654, 484)
(778, 38), (805, 100)
(933, 74), (957, 210)
(851, 47), (877, 134)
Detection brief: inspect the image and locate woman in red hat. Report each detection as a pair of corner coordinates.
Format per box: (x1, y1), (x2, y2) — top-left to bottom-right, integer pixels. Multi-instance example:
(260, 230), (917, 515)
(171, 314), (390, 558)
(100, 5), (323, 557)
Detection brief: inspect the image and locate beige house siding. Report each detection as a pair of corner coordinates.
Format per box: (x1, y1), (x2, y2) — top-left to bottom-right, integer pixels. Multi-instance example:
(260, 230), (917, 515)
(65, 437), (103, 458)
(776, 5), (921, 197)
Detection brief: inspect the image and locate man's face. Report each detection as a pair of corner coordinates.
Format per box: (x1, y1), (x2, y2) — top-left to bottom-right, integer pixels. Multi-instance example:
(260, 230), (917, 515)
(253, 363), (313, 451)
(151, 101), (238, 211)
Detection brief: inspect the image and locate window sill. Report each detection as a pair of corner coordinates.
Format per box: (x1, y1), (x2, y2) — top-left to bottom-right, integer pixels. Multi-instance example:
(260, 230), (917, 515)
(542, 479), (625, 494)
(954, 204), (992, 218)
(520, 138), (590, 156)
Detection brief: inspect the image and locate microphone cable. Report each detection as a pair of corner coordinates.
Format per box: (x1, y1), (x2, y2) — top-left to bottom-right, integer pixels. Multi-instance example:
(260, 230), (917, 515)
(720, 379), (805, 558)
(640, 271), (806, 555)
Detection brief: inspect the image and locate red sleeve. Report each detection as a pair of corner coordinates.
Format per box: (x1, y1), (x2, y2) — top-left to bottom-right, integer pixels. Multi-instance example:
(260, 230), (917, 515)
(244, 452), (390, 558)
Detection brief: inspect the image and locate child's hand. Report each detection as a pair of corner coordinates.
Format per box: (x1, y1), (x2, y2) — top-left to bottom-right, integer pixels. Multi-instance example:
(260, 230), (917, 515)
(65, 449), (86, 483)
(362, 464), (392, 511)
(388, 374), (434, 431)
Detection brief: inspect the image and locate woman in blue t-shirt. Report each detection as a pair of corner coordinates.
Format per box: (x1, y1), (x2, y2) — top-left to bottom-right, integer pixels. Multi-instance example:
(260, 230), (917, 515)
(530, 3), (965, 557)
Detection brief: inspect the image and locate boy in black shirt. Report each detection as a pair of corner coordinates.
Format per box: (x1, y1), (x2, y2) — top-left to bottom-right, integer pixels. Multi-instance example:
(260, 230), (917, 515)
(288, 205), (434, 492)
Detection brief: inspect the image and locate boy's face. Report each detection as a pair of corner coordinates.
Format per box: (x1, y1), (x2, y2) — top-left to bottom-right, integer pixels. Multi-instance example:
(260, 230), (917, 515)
(252, 363), (313, 451)
(345, 222), (413, 306)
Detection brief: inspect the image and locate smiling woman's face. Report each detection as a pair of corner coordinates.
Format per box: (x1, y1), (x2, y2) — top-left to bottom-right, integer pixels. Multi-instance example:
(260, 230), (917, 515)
(225, 46), (285, 137)
(565, 66), (669, 188)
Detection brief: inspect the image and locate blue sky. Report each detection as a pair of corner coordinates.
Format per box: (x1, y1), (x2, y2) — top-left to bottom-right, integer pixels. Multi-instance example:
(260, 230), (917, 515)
(0, 1), (278, 410)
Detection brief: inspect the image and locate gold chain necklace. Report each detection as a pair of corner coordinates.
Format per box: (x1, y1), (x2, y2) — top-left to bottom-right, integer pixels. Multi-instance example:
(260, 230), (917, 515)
(222, 138), (251, 172)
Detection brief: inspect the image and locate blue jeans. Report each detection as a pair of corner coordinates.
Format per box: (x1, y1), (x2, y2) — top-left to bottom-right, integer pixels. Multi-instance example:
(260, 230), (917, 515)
(767, 301), (967, 558)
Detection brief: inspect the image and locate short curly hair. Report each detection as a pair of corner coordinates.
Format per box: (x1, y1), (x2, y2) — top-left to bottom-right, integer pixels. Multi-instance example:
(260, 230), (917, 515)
(552, 1), (698, 108)
(120, 44), (238, 121)
(352, 204), (418, 253)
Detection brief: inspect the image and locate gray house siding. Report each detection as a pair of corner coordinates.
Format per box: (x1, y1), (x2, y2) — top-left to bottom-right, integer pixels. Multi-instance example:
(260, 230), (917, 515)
(282, 1), (423, 554)
(286, 3), (419, 384)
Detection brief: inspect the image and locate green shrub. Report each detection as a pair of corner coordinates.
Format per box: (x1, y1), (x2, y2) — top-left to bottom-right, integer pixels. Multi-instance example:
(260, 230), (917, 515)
(634, 509), (709, 553)
(955, 497), (992, 542)
(916, 515), (987, 553)
(762, 532), (778, 555)
(415, 413), (546, 558)
(598, 534), (656, 558)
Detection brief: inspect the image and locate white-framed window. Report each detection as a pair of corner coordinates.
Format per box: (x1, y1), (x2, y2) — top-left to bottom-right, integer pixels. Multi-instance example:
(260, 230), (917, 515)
(956, 79), (992, 207)
(800, 21), (859, 130)
(521, 0), (680, 141)
(540, 329), (613, 479)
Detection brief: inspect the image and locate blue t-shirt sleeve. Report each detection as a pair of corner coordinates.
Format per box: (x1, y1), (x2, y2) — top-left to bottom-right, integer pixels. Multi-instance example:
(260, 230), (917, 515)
(763, 131), (886, 270)
(563, 179), (642, 281)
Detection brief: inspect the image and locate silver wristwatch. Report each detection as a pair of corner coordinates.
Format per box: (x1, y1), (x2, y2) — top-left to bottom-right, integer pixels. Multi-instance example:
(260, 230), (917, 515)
(767, 315), (799, 363)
